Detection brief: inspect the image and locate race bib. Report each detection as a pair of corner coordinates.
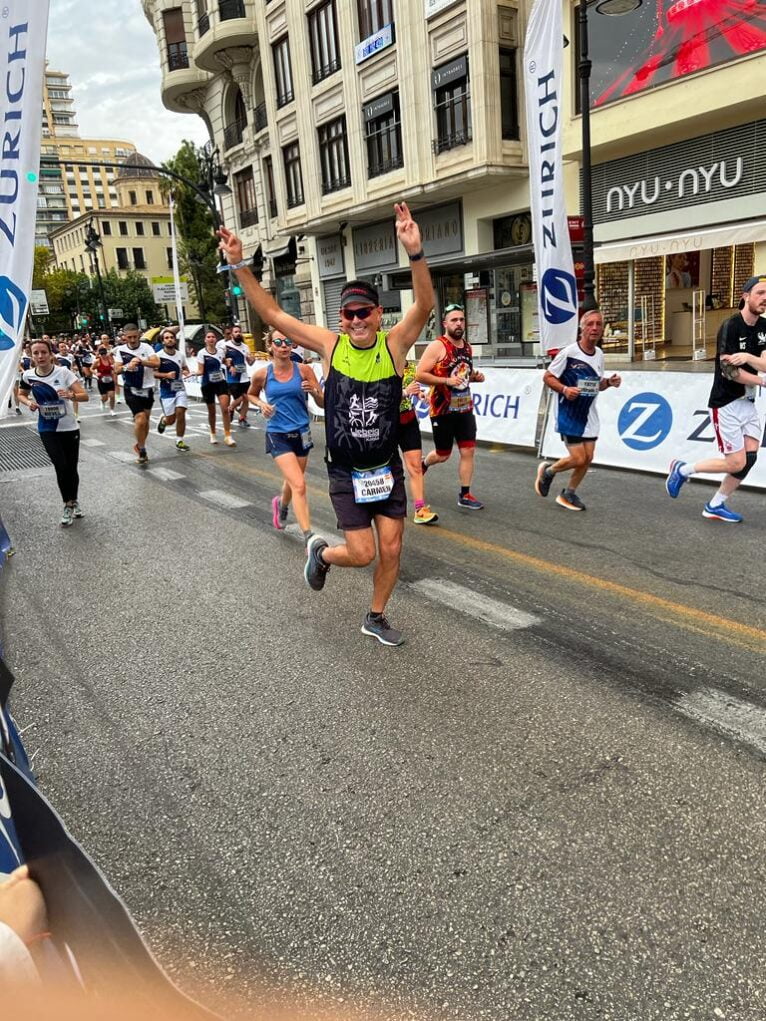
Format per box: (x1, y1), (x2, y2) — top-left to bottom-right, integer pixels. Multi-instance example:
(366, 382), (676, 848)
(100, 374), (113, 383)
(300, 428), (312, 450)
(170, 380), (184, 392)
(450, 391), (473, 413)
(745, 384), (758, 401)
(39, 401), (66, 420)
(351, 466), (394, 504)
(130, 387), (149, 398)
(209, 370), (224, 383)
(578, 377), (600, 397)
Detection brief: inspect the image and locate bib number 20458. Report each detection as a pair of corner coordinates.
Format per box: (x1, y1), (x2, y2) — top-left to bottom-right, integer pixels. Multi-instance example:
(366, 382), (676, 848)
(351, 466), (394, 504)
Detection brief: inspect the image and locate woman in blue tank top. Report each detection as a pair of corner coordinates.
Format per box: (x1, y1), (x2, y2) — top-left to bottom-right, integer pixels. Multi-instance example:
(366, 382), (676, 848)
(248, 330), (324, 543)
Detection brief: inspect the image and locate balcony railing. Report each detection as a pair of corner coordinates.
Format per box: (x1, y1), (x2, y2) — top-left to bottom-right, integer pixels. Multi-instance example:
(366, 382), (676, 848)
(286, 190), (304, 210)
(219, 0), (246, 19)
(240, 207), (259, 228)
(276, 88), (294, 109)
(311, 56), (341, 86)
(433, 92), (472, 155)
(223, 116), (247, 150)
(198, 13), (210, 35)
(321, 173), (351, 196)
(367, 122), (404, 179)
(432, 127), (472, 155)
(167, 42), (189, 71)
(253, 102), (267, 132)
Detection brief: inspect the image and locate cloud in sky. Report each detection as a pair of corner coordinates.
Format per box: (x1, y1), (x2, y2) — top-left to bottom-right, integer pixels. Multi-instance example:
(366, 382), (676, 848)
(46, 0), (209, 163)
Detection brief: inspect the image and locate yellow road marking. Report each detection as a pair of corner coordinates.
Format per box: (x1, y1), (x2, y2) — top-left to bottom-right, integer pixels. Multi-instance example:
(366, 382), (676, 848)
(195, 451), (766, 651)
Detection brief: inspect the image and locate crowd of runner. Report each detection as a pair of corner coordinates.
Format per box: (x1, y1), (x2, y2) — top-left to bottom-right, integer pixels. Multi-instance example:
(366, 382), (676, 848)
(15, 204), (766, 647)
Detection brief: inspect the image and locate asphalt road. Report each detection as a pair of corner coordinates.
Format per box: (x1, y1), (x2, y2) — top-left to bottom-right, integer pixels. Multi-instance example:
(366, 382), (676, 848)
(1, 397), (765, 1021)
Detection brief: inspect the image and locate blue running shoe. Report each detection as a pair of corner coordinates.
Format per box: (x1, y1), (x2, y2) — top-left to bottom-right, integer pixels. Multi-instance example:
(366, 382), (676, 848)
(665, 459), (688, 498)
(702, 502), (743, 523)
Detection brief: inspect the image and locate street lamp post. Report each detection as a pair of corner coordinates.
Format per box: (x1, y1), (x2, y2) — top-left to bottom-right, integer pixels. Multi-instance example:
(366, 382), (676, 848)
(198, 142), (235, 324)
(578, 0), (643, 311)
(84, 220), (109, 329)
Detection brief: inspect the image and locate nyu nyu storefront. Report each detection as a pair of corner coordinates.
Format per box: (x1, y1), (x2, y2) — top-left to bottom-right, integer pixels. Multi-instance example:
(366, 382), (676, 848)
(590, 118), (766, 360)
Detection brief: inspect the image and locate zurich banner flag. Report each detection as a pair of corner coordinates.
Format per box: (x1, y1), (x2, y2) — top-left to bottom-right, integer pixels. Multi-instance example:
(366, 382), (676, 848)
(524, 0), (578, 352)
(0, 4), (50, 414)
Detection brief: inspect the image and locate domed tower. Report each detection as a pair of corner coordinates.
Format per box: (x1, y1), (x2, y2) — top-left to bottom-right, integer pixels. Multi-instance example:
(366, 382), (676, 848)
(113, 152), (163, 209)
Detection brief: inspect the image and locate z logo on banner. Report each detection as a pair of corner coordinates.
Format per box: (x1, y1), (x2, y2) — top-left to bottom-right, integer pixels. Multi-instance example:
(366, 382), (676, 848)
(618, 392), (673, 450)
(0, 276), (27, 352)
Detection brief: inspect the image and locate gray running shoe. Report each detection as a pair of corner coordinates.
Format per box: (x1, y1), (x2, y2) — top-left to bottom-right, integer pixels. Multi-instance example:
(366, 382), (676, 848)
(304, 534), (329, 591)
(556, 489), (586, 511)
(535, 461), (554, 498)
(72, 501), (83, 518)
(60, 505), (74, 527)
(361, 612), (404, 647)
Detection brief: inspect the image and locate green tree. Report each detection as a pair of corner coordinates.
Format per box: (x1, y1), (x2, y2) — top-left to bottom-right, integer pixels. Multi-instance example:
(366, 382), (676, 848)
(162, 140), (228, 324)
(32, 246), (52, 289)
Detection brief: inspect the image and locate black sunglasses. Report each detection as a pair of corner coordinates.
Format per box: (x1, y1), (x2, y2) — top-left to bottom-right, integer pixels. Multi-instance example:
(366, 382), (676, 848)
(271, 337), (294, 347)
(341, 306), (376, 321)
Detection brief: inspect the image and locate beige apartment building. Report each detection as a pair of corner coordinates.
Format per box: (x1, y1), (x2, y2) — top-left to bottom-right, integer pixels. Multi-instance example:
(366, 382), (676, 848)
(37, 67), (136, 249)
(142, 0), (766, 360)
(142, 0), (532, 354)
(49, 154), (200, 321)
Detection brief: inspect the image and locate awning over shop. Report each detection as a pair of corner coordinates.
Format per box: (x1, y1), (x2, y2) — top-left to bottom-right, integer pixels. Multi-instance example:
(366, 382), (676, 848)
(263, 237), (296, 262)
(595, 219), (766, 265)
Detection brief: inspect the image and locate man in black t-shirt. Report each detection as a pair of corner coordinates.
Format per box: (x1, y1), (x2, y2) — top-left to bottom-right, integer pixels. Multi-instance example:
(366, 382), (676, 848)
(665, 275), (766, 522)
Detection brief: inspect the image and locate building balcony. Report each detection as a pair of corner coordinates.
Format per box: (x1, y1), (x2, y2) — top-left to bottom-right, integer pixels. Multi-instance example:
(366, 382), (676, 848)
(253, 101), (267, 133)
(223, 116), (247, 150)
(167, 42), (189, 71)
(239, 207), (259, 228)
(194, 0), (256, 73)
(161, 58), (211, 114)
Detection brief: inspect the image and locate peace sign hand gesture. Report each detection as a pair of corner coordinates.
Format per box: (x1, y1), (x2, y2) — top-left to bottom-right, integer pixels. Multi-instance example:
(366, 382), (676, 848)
(394, 201), (422, 257)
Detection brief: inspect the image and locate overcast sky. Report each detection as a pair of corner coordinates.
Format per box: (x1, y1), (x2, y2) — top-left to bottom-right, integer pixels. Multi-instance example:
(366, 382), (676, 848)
(46, 0), (209, 163)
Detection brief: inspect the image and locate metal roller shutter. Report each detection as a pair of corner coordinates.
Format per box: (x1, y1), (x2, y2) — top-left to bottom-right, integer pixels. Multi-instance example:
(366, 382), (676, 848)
(322, 278), (345, 332)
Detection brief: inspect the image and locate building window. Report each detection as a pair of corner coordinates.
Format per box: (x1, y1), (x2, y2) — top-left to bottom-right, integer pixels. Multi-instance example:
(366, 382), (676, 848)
(102, 221), (112, 235)
(152, 221), (161, 236)
(234, 166), (258, 228)
(167, 247), (174, 270)
(282, 142), (304, 209)
(116, 247), (129, 270)
(223, 88), (247, 150)
(273, 37), (294, 107)
(365, 92), (403, 178)
(163, 8), (189, 69)
(97, 196), (105, 208)
(309, 1), (340, 85)
(136, 221), (145, 236)
(128, 191), (137, 205)
(500, 48), (519, 141)
(133, 248), (146, 270)
(318, 117), (351, 194)
(357, 0), (394, 40)
(146, 190), (154, 204)
(119, 221), (128, 235)
(433, 56), (472, 155)
(264, 156), (277, 218)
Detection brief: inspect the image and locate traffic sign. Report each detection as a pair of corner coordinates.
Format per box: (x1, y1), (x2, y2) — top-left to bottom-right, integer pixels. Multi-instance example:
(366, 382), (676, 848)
(30, 289), (49, 315)
(152, 282), (188, 302)
(108, 308), (124, 319)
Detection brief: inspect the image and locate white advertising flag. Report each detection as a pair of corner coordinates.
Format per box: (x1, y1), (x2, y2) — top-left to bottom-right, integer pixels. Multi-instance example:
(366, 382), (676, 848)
(168, 193), (186, 364)
(524, 0), (578, 352)
(0, 5), (50, 415)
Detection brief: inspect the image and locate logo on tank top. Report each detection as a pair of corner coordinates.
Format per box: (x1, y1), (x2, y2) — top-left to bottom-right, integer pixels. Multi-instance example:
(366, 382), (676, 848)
(348, 394), (379, 430)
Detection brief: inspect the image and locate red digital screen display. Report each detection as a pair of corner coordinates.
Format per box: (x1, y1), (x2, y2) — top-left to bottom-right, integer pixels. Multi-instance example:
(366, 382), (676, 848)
(589, 0), (766, 107)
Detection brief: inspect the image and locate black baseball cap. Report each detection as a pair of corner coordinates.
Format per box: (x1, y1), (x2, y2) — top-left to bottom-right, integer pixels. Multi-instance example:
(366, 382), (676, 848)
(741, 275), (766, 293)
(339, 280), (379, 308)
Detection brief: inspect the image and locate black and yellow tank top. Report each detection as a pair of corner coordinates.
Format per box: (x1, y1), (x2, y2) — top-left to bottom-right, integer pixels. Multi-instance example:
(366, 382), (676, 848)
(324, 331), (402, 470)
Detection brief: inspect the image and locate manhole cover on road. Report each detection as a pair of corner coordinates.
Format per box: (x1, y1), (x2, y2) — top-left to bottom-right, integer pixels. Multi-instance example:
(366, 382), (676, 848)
(0, 427), (52, 472)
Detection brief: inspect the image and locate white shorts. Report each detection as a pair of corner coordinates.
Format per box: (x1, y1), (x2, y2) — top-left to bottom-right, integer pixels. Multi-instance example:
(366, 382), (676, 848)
(710, 398), (761, 454)
(160, 391), (189, 416)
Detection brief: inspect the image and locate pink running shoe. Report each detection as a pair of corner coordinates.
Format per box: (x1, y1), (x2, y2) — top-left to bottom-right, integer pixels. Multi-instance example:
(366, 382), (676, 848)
(271, 495), (284, 530)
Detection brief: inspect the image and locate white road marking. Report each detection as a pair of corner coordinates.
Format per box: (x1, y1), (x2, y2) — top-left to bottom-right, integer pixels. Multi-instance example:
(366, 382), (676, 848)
(109, 451), (137, 463)
(198, 489), (251, 509)
(409, 578), (540, 631)
(80, 437), (105, 447)
(147, 467), (185, 482)
(283, 523), (334, 546)
(673, 688), (766, 756)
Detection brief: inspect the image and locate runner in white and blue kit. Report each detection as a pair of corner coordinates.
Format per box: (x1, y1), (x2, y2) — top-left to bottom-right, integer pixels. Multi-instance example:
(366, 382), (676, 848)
(155, 328), (191, 451)
(534, 310), (621, 511)
(220, 324), (254, 428)
(18, 338), (89, 526)
(112, 323), (160, 464)
(195, 329), (236, 446)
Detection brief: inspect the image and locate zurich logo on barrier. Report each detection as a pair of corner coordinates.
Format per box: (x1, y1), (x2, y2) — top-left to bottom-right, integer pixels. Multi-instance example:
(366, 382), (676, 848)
(540, 268), (578, 325)
(618, 392), (673, 450)
(0, 277), (27, 352)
